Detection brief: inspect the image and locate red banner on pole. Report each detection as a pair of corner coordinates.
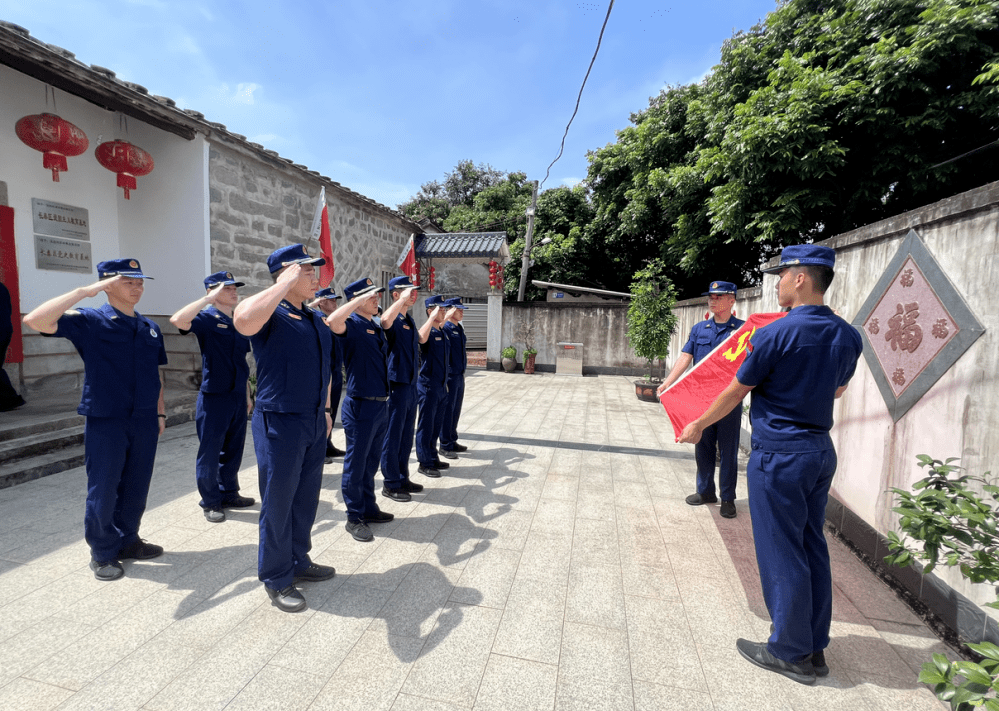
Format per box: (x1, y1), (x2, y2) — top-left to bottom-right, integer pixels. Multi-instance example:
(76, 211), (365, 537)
(310, 187), (335, 287)
(660, 312), (786, 439)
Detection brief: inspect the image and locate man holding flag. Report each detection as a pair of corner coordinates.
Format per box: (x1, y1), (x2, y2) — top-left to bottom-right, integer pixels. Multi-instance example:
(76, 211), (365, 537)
(677, 245), (862, 685)
(657, 281), (744, 518)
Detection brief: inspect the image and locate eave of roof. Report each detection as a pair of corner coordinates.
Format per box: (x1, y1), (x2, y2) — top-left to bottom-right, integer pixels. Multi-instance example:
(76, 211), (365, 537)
(415, 232), (511, 264)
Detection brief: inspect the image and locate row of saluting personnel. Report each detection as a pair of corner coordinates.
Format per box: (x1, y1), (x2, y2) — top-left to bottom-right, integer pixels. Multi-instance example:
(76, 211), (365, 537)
(23, 242), (468, 614)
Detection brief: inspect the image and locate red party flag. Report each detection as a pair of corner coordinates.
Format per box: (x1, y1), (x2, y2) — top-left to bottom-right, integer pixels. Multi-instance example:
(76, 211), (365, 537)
(310, 187), (335, 287)
(396, 234), (417, 280)
(660, 312), (786, 439)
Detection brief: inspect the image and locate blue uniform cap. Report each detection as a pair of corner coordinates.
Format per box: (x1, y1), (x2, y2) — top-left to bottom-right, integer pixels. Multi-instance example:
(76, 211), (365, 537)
(266, 243), (326, 274)
(97, 258), (154, 280)
(204, 271), (245, 289)
(314, 287), (341, 300)
(343, 277), (385, 300)
(425, 295), (445, 309)
(762, 244), (836, 274)
(701, 281), (737, 297)
(388, 275), (420, 291)
(444, 297), (466, 310)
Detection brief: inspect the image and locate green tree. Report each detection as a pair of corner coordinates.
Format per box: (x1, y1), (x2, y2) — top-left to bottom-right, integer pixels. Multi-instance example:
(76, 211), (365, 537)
(397, 160), (507, 223)
(626, 259), (678, 380)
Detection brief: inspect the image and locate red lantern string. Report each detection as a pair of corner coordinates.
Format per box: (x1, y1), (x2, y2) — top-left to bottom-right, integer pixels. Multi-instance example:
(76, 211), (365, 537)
(95, 140), (154, 199)
(15, 113), (89, 182)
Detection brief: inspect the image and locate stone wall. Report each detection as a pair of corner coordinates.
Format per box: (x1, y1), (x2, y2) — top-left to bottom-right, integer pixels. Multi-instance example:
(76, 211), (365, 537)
(208, 139), (417, 294)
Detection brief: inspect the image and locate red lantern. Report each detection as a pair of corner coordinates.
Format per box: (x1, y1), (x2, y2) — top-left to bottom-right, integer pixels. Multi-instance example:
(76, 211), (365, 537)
(489, 260), (498, 288)
(428, 266), (436, 290)
(95, 140), (154, 199)
(15, 113), (89, 182)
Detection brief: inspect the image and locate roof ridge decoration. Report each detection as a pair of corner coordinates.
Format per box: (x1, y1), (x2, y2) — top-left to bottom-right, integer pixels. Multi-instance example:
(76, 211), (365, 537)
(0, 21), (417, 222)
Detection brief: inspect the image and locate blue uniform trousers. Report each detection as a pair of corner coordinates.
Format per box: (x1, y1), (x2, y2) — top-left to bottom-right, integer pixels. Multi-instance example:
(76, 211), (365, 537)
(195, 391), (247, 509)
(83, 415), (159, 561)
(415, 382), (447, 466)
(341, 397), (389, 521)
(325, 381), (343, 456)
(252, 409), (326, 590)
(381, 381), (417, 488)
(439, 374), (464, 452)
(748, 447), (837, 664)
(694, 404), (741, 501)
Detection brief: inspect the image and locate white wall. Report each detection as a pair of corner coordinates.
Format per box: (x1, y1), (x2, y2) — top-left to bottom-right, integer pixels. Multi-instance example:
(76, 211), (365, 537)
(0, 63), (207, 317)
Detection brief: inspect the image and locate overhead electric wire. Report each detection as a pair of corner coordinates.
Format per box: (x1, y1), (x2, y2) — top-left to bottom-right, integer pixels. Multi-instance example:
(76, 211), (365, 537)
(929, 139), (999, 169)
(540, 0), (615, 190)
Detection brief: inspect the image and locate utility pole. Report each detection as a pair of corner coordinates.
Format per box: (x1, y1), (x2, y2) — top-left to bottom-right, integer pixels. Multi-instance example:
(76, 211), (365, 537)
(517, 180), (539, 302)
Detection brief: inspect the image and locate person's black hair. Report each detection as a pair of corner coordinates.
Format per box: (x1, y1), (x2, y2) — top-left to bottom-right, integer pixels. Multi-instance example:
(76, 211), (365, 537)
(802, 265), (834, 294)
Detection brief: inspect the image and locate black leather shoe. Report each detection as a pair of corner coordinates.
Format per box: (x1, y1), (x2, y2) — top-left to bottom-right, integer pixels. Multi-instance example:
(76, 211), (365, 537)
(294, 563), (336, 583)
(382, 487), (412, 502)
(204, 507), (225, 523)
(89, 559), (124, 581)
(266, 584), (307, 612)
(452, 444), (468, 452)
(685, 492), (718, 506)
(222, 495), (255, 508)
(432, 461), (450, 469)
(440, 449), (458, 460)
(324, 456), (334, 464)
(736, 639), (816, 685)
(418, 465), (442, 478)
(328, 446), (346, 457)
(118, 539), (164, 560)
(811, 650), (829, 677)
(345, 520), (374, 542)
(720, 501), (737, 518)
(401, 480), (424, 493)
(364, 509), (394, 523)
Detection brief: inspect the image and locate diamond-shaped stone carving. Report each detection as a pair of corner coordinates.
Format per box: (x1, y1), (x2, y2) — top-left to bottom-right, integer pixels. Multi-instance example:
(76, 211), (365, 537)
(852, 229), (985, 421)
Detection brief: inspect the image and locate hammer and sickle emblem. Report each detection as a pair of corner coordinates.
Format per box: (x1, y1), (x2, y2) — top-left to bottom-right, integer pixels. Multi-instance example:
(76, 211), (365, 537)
(723, 327), (756, 362)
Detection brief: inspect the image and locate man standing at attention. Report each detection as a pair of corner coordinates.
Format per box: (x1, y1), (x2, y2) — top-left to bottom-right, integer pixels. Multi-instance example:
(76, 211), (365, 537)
(309, 287), (346, 463)
(439, 297), (468, 460)
(234, 244), (336, 613)
(657, 281), (744, 518)
(380, 275), (427, 502)
(415, 295), (451, 478)
(170, 271), (255, 523)
(679, 245), (863, 685)
(24, 259), (167, 581)
(325, 277), (399, 542)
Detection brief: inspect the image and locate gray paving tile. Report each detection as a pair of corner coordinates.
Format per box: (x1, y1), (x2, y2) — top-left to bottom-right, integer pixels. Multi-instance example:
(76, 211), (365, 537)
(0, 677), (75, 711)
(565, 562), (627, 630)
(491, 575), (566, 665)
(633, 680), (714, 711)
(451, 546), (520, 609)
(472, 654), (558, 711)
(223, 664), (326, 711)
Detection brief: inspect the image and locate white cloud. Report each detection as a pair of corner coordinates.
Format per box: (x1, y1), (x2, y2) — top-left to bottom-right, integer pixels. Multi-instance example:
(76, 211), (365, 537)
(561, 177), (583, 188)
(216, 82), (261, 107)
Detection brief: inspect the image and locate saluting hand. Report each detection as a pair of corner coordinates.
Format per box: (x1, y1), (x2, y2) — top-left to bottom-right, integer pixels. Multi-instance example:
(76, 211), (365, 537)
(204, 283), (227, 304)
(445, 307), (458, 320)
(80, 275), (122, 298)
(276, 263), (306, 287)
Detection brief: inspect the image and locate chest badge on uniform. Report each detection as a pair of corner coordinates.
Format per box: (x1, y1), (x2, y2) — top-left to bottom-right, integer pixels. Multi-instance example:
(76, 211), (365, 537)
(366, 329), (376, 334)
(403, 325), (410, 330)
(150, 328), (158, 337)
(287, 313), (302, 320)
(216, 323), (229, 329)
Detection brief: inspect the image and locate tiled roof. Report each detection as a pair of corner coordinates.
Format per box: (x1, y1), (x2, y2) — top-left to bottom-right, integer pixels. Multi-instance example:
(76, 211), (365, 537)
(416, 233), (510, 264)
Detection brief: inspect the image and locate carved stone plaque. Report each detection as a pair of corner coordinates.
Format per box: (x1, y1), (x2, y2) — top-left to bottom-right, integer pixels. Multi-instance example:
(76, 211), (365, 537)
(852, 230), (984, 421)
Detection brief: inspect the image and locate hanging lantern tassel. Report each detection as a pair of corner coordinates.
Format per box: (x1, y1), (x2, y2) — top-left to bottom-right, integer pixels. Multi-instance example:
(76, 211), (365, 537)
(15, 113), (89, 182)
(95, 140), (154, 199)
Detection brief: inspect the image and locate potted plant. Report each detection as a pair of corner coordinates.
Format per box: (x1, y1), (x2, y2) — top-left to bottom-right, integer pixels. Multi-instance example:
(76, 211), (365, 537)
(524, 347), (538, 374)
(627, 258), (678, 402)
(501, 346), (517, 373)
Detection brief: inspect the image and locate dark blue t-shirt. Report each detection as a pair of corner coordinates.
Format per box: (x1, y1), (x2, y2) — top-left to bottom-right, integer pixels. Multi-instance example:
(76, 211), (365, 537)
(682, 315), (745, 364)
(336, 313), (389, 398)
(184, 306), (250, 394)
(443, 321), (466, 376)
(736, 305), (863, 450)
(419, 327), (449, 387)
(47, 303), (167, 417)
(249, 300), (331, 413)
(385, 312), (419, 385)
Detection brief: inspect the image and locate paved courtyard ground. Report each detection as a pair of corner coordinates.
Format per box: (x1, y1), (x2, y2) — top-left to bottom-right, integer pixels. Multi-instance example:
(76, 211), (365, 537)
(0, 371), (949, 710)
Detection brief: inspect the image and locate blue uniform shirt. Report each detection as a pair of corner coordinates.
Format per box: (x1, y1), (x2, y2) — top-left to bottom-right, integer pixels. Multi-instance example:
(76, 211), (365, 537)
(681, 314), (745, 364)
(329, 323), (344, 392)
(443, 321), (466, 376)
(250, 300), (331, 413)
(736, 305), (863, 450)
(183, 306), (251, 394)
(419, 327), (450, 386)
(47, 303), (167, 417)
(385, 312), (419, 385)
(336, 313), (389, 398)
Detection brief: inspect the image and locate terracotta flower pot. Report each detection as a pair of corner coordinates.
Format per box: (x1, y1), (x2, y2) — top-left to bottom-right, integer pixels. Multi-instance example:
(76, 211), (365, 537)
(634, 379), (662, 403)
(524, 353), (537, 374)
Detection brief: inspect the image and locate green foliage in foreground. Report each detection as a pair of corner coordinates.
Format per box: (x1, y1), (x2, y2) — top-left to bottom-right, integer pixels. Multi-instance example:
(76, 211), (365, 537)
(626, 259), (677, 380)
(886, 455), (999, 709)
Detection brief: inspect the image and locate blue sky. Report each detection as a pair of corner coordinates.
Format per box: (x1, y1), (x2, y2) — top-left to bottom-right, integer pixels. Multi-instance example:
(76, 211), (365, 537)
(4, 0), (779, 210)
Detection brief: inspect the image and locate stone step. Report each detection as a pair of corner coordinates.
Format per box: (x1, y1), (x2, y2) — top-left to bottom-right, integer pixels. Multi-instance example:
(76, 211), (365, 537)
(0, 424), (85, 465)
(0, 443), (85, 489)
(0, 411), (85, 443)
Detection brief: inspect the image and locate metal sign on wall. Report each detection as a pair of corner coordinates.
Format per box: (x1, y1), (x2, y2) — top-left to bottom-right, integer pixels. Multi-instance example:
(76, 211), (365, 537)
(852, 229), (985, 421)
(30, 197), (92, 273)
(31, 198), (90, 241)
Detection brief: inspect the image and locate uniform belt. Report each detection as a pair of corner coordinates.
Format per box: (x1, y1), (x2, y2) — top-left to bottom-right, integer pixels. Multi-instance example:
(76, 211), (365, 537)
(358, 396), (389, 402)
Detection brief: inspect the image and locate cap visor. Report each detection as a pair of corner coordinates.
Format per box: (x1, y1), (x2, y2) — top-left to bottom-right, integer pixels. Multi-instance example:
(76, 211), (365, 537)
(351, 285), (385, 298)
